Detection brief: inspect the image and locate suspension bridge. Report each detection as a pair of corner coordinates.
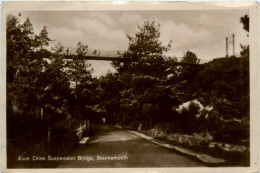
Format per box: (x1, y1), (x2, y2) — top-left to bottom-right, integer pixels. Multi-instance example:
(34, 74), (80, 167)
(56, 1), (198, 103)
(60, 47), (209, 67)
(56, 34), (237, 66)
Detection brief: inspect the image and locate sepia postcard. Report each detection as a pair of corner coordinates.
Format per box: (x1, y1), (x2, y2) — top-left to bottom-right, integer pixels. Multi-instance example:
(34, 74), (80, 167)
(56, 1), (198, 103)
(1, 1), (259, 173)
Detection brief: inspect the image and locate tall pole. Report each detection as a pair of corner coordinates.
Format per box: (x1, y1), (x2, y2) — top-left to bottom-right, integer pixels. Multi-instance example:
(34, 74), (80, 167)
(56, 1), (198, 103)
(226, 37), (229, 58)
(232, 34), (235, 56)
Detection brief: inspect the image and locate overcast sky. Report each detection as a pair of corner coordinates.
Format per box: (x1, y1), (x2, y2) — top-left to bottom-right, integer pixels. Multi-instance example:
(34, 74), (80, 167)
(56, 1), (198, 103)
(16, 10), (249, 77)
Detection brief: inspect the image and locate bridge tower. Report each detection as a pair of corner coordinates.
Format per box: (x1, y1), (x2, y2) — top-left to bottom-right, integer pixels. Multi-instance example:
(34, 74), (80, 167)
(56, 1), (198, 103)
(226, 34), (235, 58)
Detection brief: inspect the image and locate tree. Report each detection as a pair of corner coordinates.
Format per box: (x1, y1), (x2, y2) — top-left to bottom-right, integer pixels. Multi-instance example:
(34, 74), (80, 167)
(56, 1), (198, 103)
(181, 51), (199, 64)
(63, 42), (96, 121)
(39, 43), (72, 124)
(7, 14), (26, 116)
(177, 51), (201, 100)
(37, 26), (51, 50)
(21, 18), (34, 38)
(240, 44), (249, 59)
(240, 14), (249, 59)
(113, 21), (169, 77)
(76, 41), (88, 57)
(110, 21), (179, 127)
(68, 42), (92, 96)
(20, 18), (34, 54)
(98, 72), (123, 124)
(6, 14), (45, 116)
(240, 14), (249, 33)
(6, 15), (72, 139)
(194, 57), (249, 119)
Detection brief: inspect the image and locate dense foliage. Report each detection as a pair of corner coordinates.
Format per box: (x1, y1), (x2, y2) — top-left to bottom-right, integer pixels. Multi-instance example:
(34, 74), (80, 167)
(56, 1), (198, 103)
(7, 14), (249, 147)
(6, 15), (96, 141)
(102, 20), (249, 143)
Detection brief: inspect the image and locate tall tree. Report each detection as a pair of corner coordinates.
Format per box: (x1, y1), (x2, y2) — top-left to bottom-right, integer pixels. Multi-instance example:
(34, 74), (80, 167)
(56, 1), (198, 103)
(177, 51), (201, 100)
(240, 14), (249, 59)
(113, 21), (170, 77)
(69, 42), (92, 96)
(6, 15), (45, 115)
(7, 15), (72, 137)
(37, 26), (51, 50)
(64, 42), (94, 120)
(111, 21), (178, 127)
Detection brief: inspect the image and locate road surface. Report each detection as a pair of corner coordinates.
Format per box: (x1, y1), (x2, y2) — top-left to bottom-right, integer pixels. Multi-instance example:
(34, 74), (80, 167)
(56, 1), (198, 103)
(56, 126), (204, 167)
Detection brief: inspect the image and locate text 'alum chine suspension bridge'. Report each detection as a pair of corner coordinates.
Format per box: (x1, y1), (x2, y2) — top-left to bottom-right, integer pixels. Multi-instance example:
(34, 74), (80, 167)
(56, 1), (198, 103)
(60, 34), (237, 67)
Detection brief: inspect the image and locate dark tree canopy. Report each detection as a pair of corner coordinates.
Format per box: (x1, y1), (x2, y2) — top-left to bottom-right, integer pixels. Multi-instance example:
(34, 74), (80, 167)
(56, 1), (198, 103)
(37, 26), (51, 49)
(240, 14), (249, 59)
(113, 21), (169, 77)
(181, 51), (199, 64)
(240, 14), (249, 32)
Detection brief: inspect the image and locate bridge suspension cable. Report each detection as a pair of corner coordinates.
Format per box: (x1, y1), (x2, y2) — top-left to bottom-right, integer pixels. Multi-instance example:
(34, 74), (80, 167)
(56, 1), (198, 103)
(168, 37), (224, 52)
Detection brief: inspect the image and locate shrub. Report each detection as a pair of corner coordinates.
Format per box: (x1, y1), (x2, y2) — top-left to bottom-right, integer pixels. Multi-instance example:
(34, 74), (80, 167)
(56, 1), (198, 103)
(177, 101), (201, 133)
(128, 120), (139, 130)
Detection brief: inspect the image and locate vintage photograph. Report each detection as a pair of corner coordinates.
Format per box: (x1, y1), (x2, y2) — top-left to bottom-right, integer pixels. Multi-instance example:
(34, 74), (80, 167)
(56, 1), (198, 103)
(1, 2), (259, 172)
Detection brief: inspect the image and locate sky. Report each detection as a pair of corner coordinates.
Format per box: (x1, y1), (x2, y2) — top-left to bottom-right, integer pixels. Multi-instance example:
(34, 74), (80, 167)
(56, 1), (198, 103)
(15, 10), (249, 77)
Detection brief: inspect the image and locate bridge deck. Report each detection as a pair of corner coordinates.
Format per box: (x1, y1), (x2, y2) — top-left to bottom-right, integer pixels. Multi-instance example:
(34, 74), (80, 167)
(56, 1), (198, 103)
(63, 55), (205, 67)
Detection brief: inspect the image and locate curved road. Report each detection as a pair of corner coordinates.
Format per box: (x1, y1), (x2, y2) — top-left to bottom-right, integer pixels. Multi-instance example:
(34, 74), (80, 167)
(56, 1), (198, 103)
(57, 126), (204, 168)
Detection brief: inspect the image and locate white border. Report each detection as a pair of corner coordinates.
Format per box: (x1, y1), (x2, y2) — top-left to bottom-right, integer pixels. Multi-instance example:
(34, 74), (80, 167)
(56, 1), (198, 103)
(1, 1), (259, 173)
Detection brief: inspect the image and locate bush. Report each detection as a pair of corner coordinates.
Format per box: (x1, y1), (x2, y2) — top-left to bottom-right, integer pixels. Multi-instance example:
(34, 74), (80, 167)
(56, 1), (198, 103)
(170, 131), (213, 147)
(147, 122), (176, 139)
(177, 101), (201, 133)
(128, 120), (140, 130)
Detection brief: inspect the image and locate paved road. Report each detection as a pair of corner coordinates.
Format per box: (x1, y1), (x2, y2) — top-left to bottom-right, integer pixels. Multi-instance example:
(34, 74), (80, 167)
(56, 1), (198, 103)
(57, 126), (204, 168)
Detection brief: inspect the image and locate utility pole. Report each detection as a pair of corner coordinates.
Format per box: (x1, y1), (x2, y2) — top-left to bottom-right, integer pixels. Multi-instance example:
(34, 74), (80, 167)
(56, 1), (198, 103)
(226, 37), (229, 58)
(232, 34), (235, 56)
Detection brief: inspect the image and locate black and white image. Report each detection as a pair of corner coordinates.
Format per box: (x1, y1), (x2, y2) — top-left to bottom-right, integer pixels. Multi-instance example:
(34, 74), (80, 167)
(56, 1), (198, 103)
(1, 2), (259, 172)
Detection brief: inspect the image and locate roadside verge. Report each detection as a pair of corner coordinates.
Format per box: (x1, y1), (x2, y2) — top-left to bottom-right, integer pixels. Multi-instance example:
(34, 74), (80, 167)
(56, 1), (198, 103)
(127, 130), (226, 166)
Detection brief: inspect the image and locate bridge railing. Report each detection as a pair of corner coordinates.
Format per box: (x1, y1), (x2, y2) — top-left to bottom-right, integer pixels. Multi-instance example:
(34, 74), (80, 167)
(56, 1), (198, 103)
(62, 47), (210, 64)
(63, 48), (124, 58)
